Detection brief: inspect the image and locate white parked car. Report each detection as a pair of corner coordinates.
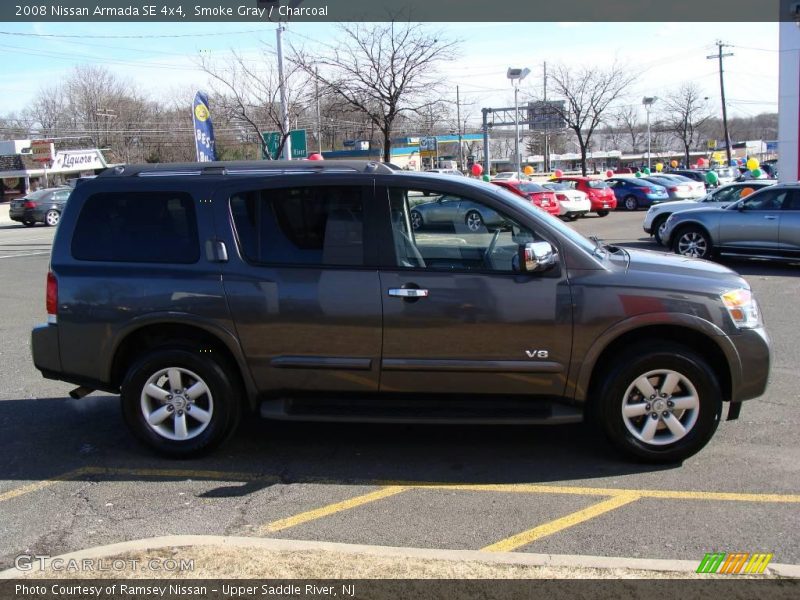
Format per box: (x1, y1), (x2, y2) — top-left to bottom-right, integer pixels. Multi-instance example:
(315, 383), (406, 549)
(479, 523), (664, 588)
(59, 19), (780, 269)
(492, 171), (530, 181)
(425, 168), (465, 177)
(541, 182), (591, 221)
(643, 180), (775, 245)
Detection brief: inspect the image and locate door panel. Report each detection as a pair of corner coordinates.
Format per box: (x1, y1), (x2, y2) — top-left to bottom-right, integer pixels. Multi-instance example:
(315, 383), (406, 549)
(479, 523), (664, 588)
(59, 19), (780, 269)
(214, 179), (382, 395)
(717, 189), (787, 250)
(379, 184), (572, 397)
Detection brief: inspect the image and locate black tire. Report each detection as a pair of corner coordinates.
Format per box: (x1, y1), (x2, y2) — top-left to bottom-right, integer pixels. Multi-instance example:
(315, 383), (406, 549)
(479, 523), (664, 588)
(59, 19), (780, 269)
(465, 210), (484, 232)
(567, 214), (579, 222)
(410, 210), (423, 231)
(652, 215), (669, 246)
(44, 209), (60, 227)
(22, 221), (35, 227)
(623, 195), (638, 211)
(121, 347), (242, 458)
(672, 225), (713, 259)
(594, 343), (722, 463)
(596, 210), (609, 217)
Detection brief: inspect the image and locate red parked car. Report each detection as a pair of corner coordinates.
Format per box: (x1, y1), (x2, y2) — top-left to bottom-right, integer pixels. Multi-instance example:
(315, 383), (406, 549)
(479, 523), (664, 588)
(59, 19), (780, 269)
(548, 176), (617, 216)
(490, 180), (561, 216)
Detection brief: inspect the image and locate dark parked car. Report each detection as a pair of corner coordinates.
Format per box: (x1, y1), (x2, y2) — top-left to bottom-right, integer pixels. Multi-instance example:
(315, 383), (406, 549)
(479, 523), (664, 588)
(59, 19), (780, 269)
(31, 161), (770, 463)
(9, 187), (72, 227)
(662, 183), (800, 261)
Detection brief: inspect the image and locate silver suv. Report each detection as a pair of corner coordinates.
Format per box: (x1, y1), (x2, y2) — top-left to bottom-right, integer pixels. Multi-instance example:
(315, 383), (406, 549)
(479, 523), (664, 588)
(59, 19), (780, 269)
(644, 181), (774, 245)
(663, 183), (800, 260)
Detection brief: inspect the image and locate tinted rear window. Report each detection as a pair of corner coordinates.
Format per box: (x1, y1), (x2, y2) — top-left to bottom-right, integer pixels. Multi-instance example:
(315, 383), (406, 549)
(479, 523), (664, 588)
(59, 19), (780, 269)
(71, 192), (199, 263)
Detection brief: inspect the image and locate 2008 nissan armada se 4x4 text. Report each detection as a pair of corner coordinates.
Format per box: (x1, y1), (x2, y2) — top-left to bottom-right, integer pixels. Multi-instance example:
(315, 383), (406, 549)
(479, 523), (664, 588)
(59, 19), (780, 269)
(31, 161), (770, 462)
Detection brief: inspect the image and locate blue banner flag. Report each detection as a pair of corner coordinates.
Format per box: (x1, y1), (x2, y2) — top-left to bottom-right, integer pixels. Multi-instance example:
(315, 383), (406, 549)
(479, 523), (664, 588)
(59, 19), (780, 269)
(192, 92), (217, 162)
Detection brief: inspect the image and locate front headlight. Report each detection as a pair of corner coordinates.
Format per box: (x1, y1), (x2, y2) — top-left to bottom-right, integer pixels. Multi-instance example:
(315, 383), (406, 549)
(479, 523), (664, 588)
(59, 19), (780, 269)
(721, 289), (762, 329)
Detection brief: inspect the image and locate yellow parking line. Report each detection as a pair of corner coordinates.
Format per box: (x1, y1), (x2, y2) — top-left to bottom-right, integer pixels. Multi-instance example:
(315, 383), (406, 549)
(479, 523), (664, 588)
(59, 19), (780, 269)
(378, 482), (800, 504)
(0, 467), (94, 503)
(81, 467), (272, 482)
(481, 493), (641, 553)
(261, 486), (409, 534)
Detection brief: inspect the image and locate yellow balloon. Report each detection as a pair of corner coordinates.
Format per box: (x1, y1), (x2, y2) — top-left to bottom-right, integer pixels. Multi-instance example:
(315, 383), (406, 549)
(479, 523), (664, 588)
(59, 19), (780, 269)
(655, 162), (664, 172)
(523, 165), (534, 176)
(670, 160), (678, 168)
(746, 158), (759, 171)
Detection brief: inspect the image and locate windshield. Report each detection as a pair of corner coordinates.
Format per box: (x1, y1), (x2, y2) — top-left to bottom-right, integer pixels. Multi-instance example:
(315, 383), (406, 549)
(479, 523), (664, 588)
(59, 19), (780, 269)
(587, 180), (609, 189)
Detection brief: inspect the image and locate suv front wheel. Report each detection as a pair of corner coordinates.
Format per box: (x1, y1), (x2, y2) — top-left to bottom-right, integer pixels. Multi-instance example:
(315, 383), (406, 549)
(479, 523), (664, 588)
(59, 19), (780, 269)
(121, 347), (241, 457)
(595, 343), (722, 463)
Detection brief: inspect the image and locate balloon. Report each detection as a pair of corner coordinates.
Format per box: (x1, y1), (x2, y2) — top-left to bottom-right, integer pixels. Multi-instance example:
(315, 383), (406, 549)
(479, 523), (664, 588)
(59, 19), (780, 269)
(670, 160), (678, 168)
(523, 165), (534, 176)
(481, 174), (491, 182)
(643, 167), (651, 175)
(655, 162), (663, 173)
(307, 153), (324, 161)
(635, 171), (643, 178)
(740, 187), (755, 197)
(554, 169), (564, 177)
(697, 157), (707, 167)
(470, 163), (483, 176)
(729, 160), (738, 167)
(605, 170), (614, 178)
(705, 171), (719, 185)
(746, 158), (759, 171)
(750, 168), (762, 178)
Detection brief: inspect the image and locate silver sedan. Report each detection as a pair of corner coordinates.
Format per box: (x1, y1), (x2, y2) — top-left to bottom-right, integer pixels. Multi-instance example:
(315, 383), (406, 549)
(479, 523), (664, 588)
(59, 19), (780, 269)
(662, 183), (800, 261)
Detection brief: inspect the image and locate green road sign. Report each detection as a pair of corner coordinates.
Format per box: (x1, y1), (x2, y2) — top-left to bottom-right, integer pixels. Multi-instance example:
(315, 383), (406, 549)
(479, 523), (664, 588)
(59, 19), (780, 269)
(262, 129), (307, 159)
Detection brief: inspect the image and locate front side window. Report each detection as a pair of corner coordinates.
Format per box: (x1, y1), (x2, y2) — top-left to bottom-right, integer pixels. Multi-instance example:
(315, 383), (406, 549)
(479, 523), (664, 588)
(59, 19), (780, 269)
(72, 192), (199, 263)
(741, 189), (788, 211)
(390, 187), (540, 273)
(230, 186), (364, 267)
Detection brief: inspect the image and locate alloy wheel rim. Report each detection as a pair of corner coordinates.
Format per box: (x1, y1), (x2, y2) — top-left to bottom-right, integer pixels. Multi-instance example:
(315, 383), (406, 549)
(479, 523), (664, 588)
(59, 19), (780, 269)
(46, 211), (59, 226)
(626, 198), (637, 210)
(677, 232), (707, 257)
(411, 212), (421, 230)
(140, 367), (214, 441)
(657, 221), (668, 241)
(621, 369), (700, 446)
(466, 213), (482, 232)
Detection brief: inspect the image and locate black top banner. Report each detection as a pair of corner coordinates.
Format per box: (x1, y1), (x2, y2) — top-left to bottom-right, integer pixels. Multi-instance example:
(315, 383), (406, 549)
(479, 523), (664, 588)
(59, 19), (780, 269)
(0, 0), (797, 22)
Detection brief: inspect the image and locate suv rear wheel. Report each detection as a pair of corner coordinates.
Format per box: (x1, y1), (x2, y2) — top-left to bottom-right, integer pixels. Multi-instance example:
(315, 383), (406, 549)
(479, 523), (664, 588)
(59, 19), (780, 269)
(121, 347), (241, 458)
(595, 343), (722, 463)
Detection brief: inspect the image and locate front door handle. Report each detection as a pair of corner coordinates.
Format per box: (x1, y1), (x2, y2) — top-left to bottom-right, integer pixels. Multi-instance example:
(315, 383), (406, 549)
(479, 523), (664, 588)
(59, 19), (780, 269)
(763, 215), (777, 220)
(388, 288), (429, 298)
(205, 239), (229, 262)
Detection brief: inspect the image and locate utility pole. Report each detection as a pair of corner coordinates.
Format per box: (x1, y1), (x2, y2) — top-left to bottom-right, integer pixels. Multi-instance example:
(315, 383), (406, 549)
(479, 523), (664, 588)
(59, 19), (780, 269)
(543, 61), (549, 173)
(276, 24), (291, 160)
(707, 41), (734, 166)
(456, 85), (463, 171)
(315, 66), (322, 153)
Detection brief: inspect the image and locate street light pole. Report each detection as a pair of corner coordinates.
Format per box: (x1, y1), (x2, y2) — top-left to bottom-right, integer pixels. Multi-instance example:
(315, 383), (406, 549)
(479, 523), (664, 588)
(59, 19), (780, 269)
(276, 24), (291, 160)
(642, 96), (657, 171)
(507, 67), (530, 177)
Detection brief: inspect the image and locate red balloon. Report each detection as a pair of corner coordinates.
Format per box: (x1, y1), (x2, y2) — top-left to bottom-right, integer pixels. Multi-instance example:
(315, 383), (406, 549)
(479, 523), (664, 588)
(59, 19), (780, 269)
(606, 170), (614, 178)
(697, 157), (707, 167)
(308, 153), (324, 161)
(554, 169), (564, 177)
(470, 164), (483, 176)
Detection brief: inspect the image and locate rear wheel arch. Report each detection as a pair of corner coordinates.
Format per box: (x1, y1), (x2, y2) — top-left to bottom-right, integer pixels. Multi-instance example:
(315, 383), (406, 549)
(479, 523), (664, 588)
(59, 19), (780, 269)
(110, 322), (254, 411)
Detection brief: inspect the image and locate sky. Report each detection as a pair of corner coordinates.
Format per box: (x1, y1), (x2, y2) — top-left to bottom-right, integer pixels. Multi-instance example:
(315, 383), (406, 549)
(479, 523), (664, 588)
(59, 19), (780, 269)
(0, 21), (780, 127)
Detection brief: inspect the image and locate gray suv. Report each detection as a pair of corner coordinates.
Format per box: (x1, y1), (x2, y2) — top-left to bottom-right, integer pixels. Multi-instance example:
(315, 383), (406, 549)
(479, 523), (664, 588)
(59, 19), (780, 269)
(31, 161), (771, 462)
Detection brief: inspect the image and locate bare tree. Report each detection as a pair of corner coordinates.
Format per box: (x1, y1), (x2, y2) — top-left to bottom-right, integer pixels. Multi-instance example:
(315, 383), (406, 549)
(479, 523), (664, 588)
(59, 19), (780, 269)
(613, 105), (644, 153)
(200, 48), (309, 158)
(541, 63), (636, 175)
(292, 22), (458, 163)
(662, 83), (711, 167)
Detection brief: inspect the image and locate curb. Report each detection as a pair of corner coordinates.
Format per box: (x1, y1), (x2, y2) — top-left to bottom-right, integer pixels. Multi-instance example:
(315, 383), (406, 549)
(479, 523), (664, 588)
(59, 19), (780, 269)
(2, 535), (798, 578)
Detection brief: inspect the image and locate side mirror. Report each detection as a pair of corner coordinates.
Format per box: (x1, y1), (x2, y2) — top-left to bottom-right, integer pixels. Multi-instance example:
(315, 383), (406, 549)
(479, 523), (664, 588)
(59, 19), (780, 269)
(518, 241), (557, 273)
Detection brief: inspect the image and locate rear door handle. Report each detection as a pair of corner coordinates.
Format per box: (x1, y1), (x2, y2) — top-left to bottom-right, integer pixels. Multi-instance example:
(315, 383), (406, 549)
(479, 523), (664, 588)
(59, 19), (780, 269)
(764, 215), (777, 220)
(388, 288), (429, 298)
(205, 239), (228, 262)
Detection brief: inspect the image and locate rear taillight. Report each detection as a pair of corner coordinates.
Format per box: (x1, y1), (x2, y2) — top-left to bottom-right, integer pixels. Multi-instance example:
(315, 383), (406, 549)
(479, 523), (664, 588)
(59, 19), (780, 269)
(556, 193), (568, 201)
(23, 201), (36, 209)
(669, 186), (678, 192)
(46, 271), (58, 322)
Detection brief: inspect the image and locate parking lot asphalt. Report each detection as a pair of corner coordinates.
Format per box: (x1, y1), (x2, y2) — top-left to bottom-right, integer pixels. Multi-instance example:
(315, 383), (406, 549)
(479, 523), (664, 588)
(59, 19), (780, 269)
(0, 212), (798, 571)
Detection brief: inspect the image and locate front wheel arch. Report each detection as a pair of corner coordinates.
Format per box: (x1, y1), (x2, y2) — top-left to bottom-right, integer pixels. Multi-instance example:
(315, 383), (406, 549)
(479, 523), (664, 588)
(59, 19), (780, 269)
(671, 223), (714, 258)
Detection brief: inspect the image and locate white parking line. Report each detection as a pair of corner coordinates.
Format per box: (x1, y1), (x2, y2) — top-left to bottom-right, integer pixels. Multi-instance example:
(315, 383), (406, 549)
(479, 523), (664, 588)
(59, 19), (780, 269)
(0, 251), (50, 259)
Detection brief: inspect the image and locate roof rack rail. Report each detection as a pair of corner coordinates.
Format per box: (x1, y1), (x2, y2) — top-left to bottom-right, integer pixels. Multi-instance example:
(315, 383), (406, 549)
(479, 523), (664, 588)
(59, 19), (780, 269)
(97, 160), (396, 178)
